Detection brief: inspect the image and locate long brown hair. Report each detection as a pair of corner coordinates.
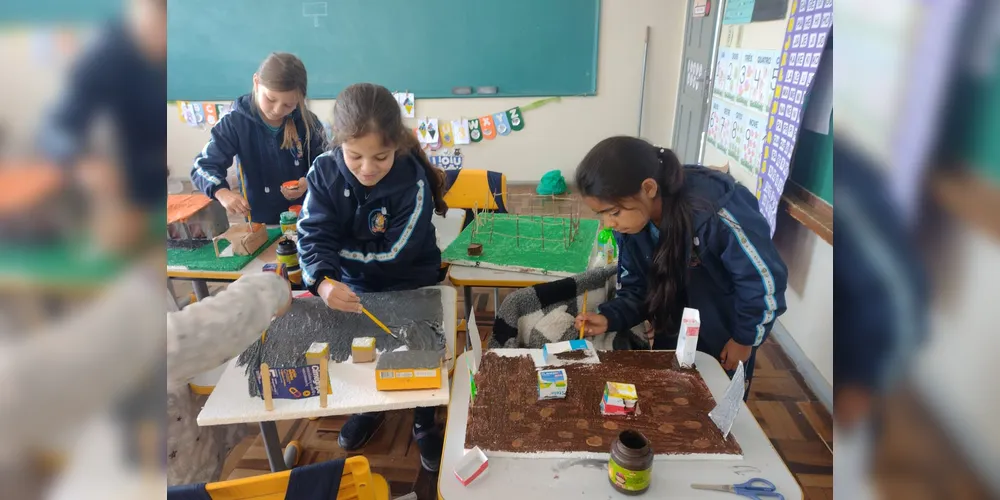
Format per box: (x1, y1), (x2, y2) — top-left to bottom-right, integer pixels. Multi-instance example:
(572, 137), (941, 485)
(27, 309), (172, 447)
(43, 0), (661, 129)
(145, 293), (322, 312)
(330, 83), (447, 216)
(575, 137), (692, 337)
(251, 52), (316, 153)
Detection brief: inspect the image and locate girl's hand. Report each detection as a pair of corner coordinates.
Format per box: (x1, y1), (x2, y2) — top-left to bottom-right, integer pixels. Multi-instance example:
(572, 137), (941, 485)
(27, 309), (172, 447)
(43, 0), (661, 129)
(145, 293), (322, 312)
(280, 177), (308, 200)
(318, 279), (361, 313)
(215, 188), (250, 216)
(574, 312), (608, 336)
(719, 338), (753, 371)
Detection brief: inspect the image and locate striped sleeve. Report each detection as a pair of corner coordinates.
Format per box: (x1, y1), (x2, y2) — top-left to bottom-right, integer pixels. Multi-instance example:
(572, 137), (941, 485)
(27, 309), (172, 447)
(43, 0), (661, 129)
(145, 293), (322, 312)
(717, 207), (788, 346)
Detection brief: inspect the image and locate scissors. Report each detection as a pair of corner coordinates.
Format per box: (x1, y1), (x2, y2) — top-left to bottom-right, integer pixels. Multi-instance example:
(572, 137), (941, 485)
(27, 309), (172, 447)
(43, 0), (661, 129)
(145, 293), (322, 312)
(690, 478), (784, 499)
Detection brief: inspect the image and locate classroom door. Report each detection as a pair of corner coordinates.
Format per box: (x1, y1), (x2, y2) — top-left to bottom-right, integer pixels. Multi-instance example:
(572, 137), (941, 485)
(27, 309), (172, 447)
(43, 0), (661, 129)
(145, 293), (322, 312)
(672, 0), (722, 164)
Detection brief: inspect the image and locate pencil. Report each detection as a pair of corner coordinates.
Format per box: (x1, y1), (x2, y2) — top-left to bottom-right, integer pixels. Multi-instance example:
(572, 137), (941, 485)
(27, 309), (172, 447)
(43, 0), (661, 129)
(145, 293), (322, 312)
(579, 291), (588, 339)
(324, 277), (394, 337)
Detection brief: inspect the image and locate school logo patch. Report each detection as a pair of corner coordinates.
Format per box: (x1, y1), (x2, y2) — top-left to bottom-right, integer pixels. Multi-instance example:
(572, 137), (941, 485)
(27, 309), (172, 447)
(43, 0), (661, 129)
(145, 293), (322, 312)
(369, 207), (389, 234)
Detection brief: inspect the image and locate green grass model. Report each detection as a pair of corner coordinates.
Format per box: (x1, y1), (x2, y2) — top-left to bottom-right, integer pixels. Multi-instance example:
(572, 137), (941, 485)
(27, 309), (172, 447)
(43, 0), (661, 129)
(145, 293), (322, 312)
(441, 214), (600, 276)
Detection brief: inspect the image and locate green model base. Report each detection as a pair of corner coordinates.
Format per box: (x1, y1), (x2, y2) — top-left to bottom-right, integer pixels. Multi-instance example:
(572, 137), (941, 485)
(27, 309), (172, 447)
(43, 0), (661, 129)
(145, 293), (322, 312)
(441, 214), (599, 276)
(167, 227), (282, 272)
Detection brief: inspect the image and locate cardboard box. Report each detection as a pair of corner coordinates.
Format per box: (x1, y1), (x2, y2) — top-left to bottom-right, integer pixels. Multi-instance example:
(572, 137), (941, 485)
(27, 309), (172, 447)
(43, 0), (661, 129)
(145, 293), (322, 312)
(601, 382), (638, 415)
(675, 307), (701, 368)
(455, 446), (489, 486)
(537, 369), (568, 400)
(352, 337), (376, 363)
(375, 351), (442, 391)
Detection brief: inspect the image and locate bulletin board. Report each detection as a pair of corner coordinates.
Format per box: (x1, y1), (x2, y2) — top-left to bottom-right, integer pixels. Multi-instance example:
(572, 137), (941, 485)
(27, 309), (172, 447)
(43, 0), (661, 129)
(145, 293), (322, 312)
(167, 0), (601, 100)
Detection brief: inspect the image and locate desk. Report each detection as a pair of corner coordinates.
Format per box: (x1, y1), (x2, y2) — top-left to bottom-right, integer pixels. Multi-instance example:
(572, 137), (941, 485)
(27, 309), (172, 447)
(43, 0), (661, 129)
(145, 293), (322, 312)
(198, 286), (457, 472)
(438, 350), (802, 499)
(168, 209), (466, 301)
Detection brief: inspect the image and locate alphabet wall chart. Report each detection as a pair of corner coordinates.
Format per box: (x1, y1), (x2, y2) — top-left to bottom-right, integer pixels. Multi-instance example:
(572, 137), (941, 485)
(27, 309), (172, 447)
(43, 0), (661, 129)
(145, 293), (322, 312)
(756, 0), (833, 236)
(707, 47), (780, 179)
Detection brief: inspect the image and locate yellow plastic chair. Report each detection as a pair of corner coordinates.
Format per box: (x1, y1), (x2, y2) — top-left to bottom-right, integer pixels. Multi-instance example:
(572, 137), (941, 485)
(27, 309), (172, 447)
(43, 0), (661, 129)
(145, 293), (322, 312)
(442, 169), (508, 212)
(204, 456), (389, 500)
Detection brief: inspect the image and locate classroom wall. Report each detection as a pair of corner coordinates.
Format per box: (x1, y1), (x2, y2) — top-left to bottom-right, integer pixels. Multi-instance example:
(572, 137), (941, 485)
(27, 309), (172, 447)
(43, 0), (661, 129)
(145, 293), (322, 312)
(772, 210), (833, 388)
(166, 0), (688, 182)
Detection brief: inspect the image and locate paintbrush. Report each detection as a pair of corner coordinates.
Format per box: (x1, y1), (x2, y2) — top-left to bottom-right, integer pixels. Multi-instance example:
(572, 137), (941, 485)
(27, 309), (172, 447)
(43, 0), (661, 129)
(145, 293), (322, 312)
(579, 291), (588, 340)
(324, 277), (397, 338)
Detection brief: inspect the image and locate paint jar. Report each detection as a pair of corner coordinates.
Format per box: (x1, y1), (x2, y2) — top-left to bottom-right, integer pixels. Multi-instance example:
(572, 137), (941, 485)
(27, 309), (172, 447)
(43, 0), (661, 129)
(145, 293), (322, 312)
(280, 211), (297, 237)
(608, 430), (653, 495)
(275, 238), (301, 285)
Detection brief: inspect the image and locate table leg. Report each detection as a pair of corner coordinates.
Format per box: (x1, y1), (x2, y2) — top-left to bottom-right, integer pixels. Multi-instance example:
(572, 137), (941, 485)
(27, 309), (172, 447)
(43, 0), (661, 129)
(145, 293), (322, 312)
(493, 288), (500, 320)
(192, 280), (211, 302)
(463, 285), (474, 351)
(260, 421), (293, 472)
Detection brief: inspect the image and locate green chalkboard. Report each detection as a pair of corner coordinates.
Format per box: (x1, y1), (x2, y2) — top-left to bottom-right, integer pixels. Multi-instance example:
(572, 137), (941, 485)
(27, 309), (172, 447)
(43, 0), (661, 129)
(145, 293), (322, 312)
(789, 113), (833, 205)
(167, 0), (600, 100)
(0, 0), (119, 23)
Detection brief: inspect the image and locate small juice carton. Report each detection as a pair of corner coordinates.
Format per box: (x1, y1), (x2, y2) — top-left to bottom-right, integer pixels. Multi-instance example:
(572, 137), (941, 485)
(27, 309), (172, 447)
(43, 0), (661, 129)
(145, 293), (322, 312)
(455, 446), (489, 486)
(674, 307), (701, 368)
(601, 382), (638, 415)
(351, 337), (376, 363)
(537, 369), (568, 400)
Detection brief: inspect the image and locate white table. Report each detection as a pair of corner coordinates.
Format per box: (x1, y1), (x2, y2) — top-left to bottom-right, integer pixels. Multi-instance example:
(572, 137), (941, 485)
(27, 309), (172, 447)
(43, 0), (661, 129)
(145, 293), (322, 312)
(169, 209), (466, 301)
(197, 286), (457, 472)
(438, 350), (802, 500)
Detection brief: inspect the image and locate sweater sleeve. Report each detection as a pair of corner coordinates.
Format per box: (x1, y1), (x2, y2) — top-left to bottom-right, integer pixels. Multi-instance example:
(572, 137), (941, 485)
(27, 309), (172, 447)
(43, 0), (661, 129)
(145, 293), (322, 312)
(167, 272), (290, 388)
(597, 233), (648, 333)
(297, 159), (346, 294)
(716, 208), (788, 346)
(190, 113), (238, 199)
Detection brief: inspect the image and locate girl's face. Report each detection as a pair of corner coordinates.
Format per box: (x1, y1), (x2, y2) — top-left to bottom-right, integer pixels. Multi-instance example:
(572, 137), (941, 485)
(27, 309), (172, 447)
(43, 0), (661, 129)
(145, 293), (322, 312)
(253, 76), (301, 124)
(342, 133), (395, 187)
(582, 178), (660, 234)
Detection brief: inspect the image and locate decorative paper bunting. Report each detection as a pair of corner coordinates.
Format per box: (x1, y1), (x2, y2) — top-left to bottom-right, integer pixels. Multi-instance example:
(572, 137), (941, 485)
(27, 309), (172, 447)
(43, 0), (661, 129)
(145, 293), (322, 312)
(479, 115), (496, 140)
(204, 103), (219, 126)
(440, 120), (455, 147)
(468, 119), (482, 143)
(506, 107), (524, 131)
(452, 119), (470, 145)
(493, 112), (511, 136)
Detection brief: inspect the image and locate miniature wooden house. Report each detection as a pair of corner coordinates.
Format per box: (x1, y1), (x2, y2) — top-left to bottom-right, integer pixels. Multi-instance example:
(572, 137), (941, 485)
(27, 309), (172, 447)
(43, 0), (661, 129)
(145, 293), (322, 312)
(167, 194), (229, 246)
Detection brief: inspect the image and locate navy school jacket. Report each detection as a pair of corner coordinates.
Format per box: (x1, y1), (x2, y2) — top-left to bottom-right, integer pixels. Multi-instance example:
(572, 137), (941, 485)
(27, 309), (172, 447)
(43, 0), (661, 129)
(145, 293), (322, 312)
(297, 147), (442, 294)
(598, 166), (788, 356)
(190, 94), (326, 224)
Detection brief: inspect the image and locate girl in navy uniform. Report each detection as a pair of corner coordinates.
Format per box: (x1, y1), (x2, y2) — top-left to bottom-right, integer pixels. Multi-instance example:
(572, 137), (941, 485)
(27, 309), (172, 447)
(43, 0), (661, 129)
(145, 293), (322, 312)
(190, 52), (325, 224)
(297, 83), (448, 471)
(573, 136), (787, 391)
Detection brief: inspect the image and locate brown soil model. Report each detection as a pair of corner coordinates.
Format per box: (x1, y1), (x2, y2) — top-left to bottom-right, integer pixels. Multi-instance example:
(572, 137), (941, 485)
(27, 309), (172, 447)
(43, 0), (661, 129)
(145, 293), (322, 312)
(552, 350), (589, 361)
(466, 351), (742, 456)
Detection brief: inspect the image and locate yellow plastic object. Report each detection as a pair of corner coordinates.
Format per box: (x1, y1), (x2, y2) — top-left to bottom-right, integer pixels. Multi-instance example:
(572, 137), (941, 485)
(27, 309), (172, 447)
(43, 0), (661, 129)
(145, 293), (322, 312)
(375, 365), (442, 391)
(205, 456), (388, 500)
(442, 169), (508, 211)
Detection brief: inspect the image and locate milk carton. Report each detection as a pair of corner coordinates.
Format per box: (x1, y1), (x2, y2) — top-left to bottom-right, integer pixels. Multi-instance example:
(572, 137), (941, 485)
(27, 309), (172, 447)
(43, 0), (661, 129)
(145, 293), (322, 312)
(537, 369), (568, 400)
(674, 307), (701, 368)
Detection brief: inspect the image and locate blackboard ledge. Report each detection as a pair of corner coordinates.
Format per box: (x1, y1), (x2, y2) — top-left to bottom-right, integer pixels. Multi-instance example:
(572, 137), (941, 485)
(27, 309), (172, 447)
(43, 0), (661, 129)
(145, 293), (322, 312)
(781, 181), (833, 245)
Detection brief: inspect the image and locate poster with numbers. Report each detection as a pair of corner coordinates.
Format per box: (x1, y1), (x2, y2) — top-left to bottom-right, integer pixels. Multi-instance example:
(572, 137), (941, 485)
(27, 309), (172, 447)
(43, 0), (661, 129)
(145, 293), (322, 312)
(755, 0), (833, 236)
(713, 48), (780, 110)
(706, 97), (769, 178)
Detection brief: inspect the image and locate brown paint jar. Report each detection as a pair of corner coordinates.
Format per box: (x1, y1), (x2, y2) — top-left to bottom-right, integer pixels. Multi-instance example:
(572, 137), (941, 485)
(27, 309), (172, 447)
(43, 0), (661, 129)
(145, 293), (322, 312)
(608, 430), (653, 495)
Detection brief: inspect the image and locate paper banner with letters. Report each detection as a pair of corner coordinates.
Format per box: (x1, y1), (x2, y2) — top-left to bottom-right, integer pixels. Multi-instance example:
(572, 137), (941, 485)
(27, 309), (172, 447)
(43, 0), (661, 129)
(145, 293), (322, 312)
(755, 0), (833, 236)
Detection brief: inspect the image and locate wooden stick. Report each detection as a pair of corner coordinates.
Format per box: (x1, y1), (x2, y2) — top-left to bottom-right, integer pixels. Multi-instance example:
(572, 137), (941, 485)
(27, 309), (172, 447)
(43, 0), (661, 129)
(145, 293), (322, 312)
(579, 291), (588, 340)
(261, 363), (274, 411)
(540, 219), (545, 250)
(361, 306), (394, 337)
(305, 343), (330, 408)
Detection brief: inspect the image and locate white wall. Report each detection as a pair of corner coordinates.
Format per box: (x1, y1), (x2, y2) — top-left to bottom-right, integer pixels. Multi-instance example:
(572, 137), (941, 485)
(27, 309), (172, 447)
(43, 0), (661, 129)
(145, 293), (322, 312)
(167, 0), (688, 182)
(772, 210), (833, 389)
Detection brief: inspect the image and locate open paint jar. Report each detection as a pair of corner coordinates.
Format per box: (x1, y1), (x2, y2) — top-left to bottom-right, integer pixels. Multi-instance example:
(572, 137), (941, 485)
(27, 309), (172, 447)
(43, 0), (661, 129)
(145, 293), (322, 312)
(608, 430), (653, 495)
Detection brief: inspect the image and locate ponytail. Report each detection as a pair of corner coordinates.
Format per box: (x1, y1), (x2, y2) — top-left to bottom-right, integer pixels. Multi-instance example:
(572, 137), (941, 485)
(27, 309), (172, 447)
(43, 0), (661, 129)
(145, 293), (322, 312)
(646, 146), (692, 337)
